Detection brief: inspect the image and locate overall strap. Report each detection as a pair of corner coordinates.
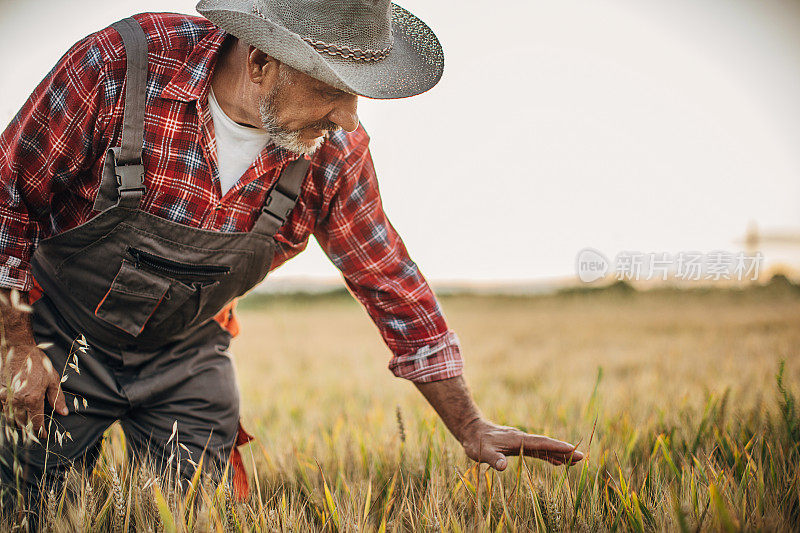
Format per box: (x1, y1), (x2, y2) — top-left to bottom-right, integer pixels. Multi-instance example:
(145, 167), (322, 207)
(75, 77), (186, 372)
(93, 17), (149, 212)
(252, 157), (312, 237)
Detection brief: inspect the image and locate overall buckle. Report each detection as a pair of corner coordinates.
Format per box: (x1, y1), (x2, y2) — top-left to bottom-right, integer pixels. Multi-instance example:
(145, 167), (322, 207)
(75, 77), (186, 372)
(115, 163), (146, 194)
(108, 147), (146, 194)
(262, 187), (297, 222)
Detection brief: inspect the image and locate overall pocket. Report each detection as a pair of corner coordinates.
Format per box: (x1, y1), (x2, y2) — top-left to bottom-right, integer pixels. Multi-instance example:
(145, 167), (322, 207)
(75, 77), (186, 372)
(125, 247), (230, 334)
(95, 260), (173, 337)
(147, 279), (220, 332)
(127, 247), (231, 280)
(93, 246), (233, 339)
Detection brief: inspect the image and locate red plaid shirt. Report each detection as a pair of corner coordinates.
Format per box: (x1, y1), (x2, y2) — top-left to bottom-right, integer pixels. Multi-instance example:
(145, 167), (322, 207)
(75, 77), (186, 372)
(0, 12), (462, 383)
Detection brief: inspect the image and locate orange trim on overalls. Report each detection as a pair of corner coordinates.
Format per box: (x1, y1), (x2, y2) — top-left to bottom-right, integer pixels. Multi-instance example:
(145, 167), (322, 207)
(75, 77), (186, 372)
(230, 422), (255, 499)
(29, 277), (44, 305)
(212, 299), (241, 338)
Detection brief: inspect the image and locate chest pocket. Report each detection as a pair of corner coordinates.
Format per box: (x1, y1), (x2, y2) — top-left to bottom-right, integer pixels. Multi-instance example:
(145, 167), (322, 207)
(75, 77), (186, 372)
(94, 248), (230, 337)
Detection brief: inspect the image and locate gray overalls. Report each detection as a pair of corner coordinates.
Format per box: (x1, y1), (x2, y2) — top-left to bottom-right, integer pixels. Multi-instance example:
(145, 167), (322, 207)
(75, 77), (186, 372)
(0, 17), (309, 495)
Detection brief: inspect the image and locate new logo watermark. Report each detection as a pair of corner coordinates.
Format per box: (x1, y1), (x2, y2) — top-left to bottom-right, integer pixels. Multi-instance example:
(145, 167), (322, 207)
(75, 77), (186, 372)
(576, 248), (610, 282)
(575, 248), (763, 283)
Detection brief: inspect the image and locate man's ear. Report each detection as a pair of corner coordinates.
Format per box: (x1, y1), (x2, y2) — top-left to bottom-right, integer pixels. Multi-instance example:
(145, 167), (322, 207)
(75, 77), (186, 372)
(246, 46), (278, 83)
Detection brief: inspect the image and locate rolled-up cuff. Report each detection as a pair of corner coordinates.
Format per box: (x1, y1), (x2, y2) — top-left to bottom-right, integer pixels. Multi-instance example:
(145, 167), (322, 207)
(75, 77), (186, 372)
(0, 255), (32, 292)
(388, 329), (464, 383)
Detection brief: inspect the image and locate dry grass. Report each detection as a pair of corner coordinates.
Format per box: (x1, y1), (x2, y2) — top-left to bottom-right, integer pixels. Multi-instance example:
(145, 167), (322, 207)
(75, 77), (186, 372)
(2, 283), (799, 531)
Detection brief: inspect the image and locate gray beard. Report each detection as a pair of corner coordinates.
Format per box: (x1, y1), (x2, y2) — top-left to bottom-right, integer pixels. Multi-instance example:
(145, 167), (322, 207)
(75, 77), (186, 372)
(258, 94), (327, 157)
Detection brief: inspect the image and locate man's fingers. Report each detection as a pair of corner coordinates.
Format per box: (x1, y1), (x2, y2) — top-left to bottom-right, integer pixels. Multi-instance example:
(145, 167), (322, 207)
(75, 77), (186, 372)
(529, 448), (584, 463)
(527, 450), (565, 464)
(513, 434), (584, 464)
(522, 434), (578, 455)
(529, 448), (584, 464)
(29, 397), (46, 438)
(46, 379), (69, 417)
(484, 450), (508, 471)
(565, 449), (584, 463)
(12, 402), (28, 429)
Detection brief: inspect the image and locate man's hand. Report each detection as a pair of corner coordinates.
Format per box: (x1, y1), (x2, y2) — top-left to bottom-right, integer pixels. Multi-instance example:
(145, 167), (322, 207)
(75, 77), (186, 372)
(458, 417), (583, 470)
(0, 290), (68, 438)
(414, 375), (584, 471)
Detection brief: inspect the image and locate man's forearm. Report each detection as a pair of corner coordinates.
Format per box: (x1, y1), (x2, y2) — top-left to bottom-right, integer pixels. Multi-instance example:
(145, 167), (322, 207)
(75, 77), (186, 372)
(414, 375), (484, 443)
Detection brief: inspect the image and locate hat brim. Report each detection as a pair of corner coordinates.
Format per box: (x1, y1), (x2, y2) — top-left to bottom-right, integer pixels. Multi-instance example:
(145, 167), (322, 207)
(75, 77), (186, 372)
(195, 0), (444, 99)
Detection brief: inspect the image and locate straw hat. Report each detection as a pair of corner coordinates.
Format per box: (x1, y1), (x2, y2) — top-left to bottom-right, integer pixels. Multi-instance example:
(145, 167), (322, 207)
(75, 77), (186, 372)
(195, 0), (444, 99)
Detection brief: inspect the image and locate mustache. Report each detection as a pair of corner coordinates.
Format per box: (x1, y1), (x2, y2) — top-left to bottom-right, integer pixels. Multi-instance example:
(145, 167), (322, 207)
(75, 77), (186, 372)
(304, 119), (341, 133)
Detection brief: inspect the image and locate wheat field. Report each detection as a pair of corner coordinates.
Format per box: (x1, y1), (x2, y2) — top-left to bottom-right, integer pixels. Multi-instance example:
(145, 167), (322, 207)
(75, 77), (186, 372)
(2, 282), (800, 531)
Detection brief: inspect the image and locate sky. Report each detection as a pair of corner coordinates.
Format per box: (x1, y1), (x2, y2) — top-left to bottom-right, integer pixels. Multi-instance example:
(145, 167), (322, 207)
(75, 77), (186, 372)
(0, 0), (798, 283)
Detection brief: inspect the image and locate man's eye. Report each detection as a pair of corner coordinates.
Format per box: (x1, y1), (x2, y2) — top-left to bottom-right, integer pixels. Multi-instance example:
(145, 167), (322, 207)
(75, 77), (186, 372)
(319, 89), (341, 99)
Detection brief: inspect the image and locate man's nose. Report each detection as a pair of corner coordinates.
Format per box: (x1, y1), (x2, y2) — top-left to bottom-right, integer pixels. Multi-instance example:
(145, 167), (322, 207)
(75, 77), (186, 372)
(329, 94), (359, 133)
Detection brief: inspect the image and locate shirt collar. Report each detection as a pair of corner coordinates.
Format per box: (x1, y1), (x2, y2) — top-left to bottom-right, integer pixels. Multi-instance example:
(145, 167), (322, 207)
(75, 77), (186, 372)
(160, 26), (229, 103)
(160, 25), (304, 167)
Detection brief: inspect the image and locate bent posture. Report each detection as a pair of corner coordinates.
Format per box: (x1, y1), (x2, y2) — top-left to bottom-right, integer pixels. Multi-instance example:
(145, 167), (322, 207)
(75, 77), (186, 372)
(0, 0), (582, 502)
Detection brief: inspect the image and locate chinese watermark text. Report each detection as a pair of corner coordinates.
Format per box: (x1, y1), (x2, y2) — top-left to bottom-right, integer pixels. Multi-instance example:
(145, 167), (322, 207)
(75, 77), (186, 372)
(576, 248), (762, 283)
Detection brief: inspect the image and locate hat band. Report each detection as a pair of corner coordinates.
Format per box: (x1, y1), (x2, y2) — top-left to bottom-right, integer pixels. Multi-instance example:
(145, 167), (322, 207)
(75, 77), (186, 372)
(301, 37), (391, 62)
(251, 3), (392, 62)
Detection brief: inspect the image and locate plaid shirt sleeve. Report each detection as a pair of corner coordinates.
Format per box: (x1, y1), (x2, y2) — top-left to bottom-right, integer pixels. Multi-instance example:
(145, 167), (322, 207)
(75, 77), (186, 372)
(0, 34), (108, 291)
(313, 138), (464, 383)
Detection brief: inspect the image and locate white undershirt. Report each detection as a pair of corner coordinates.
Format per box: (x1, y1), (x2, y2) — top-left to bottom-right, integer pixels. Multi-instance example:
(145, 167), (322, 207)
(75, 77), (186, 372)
(208, 87), (270, 196)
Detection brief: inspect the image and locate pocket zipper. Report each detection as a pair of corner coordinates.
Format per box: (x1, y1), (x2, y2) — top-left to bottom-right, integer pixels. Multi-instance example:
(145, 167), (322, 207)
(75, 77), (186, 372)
(127, 247), (231, 278)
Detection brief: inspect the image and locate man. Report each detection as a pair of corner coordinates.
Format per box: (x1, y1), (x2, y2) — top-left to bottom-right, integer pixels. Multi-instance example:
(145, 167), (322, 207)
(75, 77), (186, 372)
(0, 0), (583, 501)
